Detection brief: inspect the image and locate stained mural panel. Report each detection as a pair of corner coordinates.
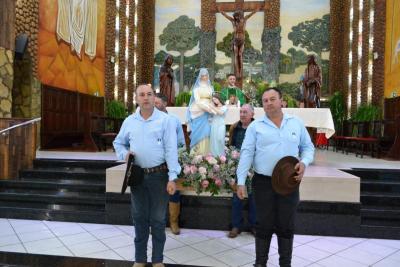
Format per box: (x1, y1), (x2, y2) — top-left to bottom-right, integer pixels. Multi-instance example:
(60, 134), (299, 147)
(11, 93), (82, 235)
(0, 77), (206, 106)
(38, 0), (105, 96)
(385, 0), (400, 98)
(154, 0), (330, 103)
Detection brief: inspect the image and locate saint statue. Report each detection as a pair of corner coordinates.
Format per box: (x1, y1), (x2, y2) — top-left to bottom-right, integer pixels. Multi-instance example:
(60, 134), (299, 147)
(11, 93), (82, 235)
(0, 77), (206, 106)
(218, 6), (260, 79)
(159, 54), (175, 106)
(303, 55), (322, 108)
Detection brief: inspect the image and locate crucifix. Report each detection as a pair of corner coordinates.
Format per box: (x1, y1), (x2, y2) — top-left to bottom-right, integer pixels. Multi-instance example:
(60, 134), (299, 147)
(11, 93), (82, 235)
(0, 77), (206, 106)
(214, 0), (269, 87)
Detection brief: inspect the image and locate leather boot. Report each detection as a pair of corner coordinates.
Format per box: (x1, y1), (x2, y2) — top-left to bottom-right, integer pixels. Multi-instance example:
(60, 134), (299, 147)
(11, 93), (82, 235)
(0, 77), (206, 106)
(254, 235), (272, 267)
(277, 237), (293, 267)
(169, 202), (180, 235)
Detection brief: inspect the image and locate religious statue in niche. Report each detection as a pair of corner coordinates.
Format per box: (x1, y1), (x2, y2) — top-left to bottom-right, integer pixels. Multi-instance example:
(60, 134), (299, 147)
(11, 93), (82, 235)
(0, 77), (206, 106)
(159, 54), (175, 106)
(56, 0), (98, 59)
(218, 6), (261, 80)
(303, 55), (322, 108)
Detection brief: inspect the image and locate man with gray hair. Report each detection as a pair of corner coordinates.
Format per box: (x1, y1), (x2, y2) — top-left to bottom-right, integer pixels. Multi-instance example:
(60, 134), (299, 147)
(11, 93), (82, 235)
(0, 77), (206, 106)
(227, 104), (256, 238)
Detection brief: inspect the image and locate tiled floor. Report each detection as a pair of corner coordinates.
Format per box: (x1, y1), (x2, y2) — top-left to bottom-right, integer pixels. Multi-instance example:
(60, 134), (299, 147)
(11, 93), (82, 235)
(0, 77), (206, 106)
(1, 218), (400, 266)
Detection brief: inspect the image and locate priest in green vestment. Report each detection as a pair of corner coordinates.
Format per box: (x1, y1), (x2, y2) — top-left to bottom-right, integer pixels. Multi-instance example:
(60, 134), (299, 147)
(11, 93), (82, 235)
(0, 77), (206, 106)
(220, 74), (246, 106)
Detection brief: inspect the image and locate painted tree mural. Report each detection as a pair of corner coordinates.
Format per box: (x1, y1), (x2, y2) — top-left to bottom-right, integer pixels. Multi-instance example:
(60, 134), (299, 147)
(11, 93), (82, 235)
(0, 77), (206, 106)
(288, 14), (330, 58)
(159, 15), (201, 91)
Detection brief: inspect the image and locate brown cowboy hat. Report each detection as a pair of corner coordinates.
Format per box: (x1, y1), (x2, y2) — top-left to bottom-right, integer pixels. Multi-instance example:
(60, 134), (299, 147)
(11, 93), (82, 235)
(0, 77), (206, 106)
(272, 156), (300, 196)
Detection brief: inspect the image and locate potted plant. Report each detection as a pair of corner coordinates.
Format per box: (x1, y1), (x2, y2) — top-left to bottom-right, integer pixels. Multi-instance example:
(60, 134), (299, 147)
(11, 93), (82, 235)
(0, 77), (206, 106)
(328, 92), (346, 134)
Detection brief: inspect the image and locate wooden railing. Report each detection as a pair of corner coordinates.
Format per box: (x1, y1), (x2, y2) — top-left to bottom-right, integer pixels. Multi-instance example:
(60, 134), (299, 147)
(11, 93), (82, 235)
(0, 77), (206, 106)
(0, 118), (40, 179)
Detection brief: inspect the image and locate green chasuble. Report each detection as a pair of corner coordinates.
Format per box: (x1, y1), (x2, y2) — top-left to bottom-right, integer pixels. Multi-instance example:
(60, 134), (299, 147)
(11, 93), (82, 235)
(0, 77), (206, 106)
(220, 87), (246, 105)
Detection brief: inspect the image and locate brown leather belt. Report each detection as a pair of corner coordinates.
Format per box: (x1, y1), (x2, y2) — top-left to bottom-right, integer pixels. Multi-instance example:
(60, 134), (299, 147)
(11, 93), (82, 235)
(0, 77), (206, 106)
(143, 163), (168, 174)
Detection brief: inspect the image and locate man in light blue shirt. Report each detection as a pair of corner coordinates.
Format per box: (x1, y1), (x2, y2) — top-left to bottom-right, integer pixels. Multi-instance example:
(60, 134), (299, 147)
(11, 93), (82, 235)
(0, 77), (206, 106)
(236, 87), (314, 267)
(113, 84), (181, 267)
(155, 93), (185, 235)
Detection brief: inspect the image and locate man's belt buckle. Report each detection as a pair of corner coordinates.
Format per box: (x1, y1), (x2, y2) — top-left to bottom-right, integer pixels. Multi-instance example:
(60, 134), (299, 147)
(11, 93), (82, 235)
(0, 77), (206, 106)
(143, 163), (167, 174)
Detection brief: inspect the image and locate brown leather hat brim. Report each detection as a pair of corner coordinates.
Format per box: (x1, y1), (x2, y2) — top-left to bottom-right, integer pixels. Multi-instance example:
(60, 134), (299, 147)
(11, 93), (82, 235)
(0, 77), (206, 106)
(272, 156), (300, 196)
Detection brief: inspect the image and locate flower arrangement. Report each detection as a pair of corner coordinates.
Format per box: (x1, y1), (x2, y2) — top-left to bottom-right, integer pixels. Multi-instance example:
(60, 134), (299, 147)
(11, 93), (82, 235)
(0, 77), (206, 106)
(178, 146), (253, 196)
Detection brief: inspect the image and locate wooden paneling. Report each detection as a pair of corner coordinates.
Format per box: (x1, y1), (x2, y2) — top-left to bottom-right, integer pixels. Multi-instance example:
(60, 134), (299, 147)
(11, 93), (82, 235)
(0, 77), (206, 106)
(41, 85), (104, 150)
(0, 118), (37, 179)
(0, 0), (16, 50)
(384, 97), (400, 159)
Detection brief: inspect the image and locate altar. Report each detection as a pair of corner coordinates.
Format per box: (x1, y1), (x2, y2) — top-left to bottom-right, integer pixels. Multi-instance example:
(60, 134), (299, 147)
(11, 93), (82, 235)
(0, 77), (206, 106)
(167, 107), (336, 138)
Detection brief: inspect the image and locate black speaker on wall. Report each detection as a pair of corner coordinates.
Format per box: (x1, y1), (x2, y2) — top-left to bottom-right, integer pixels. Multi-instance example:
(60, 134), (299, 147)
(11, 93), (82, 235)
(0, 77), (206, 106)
(15, 33), (29, 60)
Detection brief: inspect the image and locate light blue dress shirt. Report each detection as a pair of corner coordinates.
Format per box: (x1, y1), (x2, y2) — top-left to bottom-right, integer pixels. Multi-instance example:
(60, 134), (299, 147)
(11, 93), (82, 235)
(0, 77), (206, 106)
(236, 113), (315, 185)
(169, 113), (185, 148)
(113, 108), (181, 180)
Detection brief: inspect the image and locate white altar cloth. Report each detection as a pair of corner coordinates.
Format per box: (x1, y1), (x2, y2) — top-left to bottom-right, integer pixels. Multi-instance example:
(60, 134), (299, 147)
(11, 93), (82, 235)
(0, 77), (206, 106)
(166, 107), (335, 138)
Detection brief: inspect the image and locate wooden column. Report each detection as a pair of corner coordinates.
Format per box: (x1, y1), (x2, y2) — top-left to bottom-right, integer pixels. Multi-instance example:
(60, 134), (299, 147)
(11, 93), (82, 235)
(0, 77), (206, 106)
(105, 0), (117, 101)
(0, 119), (38, 179)
(0, 0), (15, 51)
(350, 0), (360, 115)
(360, 0), (371, 104)
(329, 0), (350, 99)
(372, 0), (385, 108)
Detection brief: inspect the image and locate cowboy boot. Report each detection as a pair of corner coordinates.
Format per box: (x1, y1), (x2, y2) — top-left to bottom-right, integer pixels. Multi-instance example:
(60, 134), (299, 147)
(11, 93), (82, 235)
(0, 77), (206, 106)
(277, 237), (294, 267)
(254, 235), (272, 267)
(169, 202), (180, 235)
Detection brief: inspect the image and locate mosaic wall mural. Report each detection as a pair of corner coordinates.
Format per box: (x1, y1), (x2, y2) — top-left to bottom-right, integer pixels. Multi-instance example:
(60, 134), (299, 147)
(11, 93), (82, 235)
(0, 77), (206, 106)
(154, 0), (330, 103)
(38, 0), (105, 96)
(385, 0), (400, 98)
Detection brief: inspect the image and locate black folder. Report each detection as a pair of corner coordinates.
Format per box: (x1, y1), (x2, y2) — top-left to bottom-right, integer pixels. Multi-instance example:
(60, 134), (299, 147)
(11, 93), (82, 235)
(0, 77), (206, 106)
(121, 153), (144, 194)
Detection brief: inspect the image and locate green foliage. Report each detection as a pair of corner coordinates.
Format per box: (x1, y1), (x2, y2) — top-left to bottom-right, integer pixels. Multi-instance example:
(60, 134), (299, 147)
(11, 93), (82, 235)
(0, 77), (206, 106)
(283, 94), (298, 108)
(352, 104), (381, 122)
(213, 82), (222, 92)
(216, 31), (253, 58)
(328, 92), (346, 131)
(256, 82), (269, 104)
(175, 91), (192, 107)
(106, 100), (127, 119)
(288, 14), (330, 57)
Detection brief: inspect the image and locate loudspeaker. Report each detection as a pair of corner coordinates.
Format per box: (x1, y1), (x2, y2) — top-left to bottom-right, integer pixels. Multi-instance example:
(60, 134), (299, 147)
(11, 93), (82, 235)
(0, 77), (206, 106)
(15, 33), (29, 60)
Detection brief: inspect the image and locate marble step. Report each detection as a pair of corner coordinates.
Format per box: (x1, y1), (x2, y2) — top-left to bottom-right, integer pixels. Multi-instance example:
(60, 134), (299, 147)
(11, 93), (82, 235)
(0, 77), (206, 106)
(345, 168), (400, 181)
(0, 206), (106, 224)
(0, 191), (105, 206)
(33, 158), (119, 169)
(19, 168), (105, 181)
(361, 179), (400, 193)
(0, 178), (104, 193)
(361, 191), (400, 206)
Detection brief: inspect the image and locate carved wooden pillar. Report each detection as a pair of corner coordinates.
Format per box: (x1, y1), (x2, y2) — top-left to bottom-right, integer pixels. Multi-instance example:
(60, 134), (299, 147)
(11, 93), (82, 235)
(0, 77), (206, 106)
(350, 0), (360, 115)
(136, 0), (155, 85)
(117, 0), (127, 102)
(105, 0), (116, 101)
(372, 0), (385, 108)
(329, 0), (350, 100)
(360, 0), (370, 105)
(127, 0), (136, 112)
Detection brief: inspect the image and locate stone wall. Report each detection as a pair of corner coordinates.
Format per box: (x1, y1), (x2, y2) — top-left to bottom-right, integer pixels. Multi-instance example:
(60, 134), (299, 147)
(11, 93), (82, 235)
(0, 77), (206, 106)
(12, 58), (41, 118)
(0, 47), (13, 118)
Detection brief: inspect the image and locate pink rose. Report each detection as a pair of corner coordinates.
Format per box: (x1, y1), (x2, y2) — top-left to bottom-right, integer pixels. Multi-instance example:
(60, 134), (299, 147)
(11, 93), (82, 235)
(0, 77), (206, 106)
(207, 157), (218, 165)
(201, 180), (209, 188)
(198, 167), (207, 175)
(183, 165), (191, 175)
(231, 150), (240, 159)
(215, 178), (222, 187)
(219, 155), (226, 163)
(213, 164), (220, 172)
(190, 165), (198, 174)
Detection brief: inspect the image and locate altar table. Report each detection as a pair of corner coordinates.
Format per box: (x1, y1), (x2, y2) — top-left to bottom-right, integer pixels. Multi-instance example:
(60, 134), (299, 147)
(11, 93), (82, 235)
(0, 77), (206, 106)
(166, 107), (335, 138)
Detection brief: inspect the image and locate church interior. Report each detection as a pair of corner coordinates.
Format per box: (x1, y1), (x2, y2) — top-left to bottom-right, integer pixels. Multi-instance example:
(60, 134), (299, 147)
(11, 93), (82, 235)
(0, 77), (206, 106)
(0, 0), (400, 266)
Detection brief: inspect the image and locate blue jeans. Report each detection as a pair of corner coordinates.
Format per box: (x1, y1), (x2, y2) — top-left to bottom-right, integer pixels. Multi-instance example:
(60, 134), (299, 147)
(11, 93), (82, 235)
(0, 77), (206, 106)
(169, 190), (180, 203)
(130, 172), (169, 263)
(232, 192), (256, 230)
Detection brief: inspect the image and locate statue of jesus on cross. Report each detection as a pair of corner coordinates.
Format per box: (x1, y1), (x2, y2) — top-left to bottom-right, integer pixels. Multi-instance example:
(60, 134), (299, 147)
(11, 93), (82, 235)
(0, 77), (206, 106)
(217, 6), (261, 79)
